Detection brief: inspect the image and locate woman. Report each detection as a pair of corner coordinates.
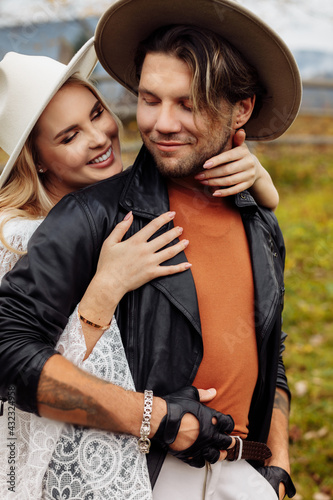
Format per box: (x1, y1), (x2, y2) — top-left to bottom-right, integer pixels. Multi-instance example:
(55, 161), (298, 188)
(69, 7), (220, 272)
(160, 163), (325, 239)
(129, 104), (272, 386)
(0, 38), (278, 499)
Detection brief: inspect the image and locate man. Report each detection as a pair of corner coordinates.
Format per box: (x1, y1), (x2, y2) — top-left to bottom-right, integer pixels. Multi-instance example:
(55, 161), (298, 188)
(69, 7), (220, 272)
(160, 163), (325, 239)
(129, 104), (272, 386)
(0, 0), (301, 498)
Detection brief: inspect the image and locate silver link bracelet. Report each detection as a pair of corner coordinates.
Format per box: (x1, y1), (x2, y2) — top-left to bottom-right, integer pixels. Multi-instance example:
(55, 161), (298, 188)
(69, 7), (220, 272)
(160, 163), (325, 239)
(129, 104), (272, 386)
(138, 390), (153, 454)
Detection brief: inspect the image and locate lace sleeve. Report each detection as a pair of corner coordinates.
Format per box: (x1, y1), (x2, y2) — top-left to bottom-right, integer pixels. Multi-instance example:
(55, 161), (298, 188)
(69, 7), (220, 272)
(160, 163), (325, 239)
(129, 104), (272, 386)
(0, 217), (43, 282)
(0, 304), (151, 499)
(0, 218), (151, 499)
(45, 307), (152, 499)
(55, 304), (88, 366)
(0, 244), (20, 282)
(56, 304), (136, 391)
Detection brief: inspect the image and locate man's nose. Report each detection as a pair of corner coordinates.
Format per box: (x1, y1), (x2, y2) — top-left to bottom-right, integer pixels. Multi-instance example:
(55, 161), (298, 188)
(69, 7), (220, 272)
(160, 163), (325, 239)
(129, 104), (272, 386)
(155, 105), (182, 135)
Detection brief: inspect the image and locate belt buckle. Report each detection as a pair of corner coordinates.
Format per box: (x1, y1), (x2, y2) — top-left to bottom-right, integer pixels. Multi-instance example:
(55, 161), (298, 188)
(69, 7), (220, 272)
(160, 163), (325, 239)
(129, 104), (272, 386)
(234, 436), (243, 461)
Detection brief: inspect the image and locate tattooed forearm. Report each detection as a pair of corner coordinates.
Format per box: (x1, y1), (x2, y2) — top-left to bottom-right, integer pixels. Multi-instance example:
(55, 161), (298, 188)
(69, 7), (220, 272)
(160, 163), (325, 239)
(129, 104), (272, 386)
(37, 366), (111, 430)
(266, 388), (291, 473)
(273, 390), (290, 419)
(37, 354), (141, 436)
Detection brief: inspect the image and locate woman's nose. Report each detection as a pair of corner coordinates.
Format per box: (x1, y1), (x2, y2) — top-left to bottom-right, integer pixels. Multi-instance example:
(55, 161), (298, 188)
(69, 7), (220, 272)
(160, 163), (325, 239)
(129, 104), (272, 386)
(89, 125), (107, 148)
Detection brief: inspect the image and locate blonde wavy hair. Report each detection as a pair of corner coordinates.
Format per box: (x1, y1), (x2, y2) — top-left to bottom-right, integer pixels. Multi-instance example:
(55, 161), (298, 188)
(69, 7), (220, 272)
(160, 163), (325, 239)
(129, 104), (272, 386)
(0, 74), (119, 255)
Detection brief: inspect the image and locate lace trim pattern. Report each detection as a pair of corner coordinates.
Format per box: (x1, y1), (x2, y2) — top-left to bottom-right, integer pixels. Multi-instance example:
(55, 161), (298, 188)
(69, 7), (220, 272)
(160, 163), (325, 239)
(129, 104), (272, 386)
(42, 313), (152, 500)
(0, 217), (43, 274)
(0, 218), (152, 499)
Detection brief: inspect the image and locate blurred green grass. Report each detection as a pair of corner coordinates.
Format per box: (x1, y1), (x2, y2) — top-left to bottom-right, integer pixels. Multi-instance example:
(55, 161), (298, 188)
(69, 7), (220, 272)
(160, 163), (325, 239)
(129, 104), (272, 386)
(255, 120), (333, 500)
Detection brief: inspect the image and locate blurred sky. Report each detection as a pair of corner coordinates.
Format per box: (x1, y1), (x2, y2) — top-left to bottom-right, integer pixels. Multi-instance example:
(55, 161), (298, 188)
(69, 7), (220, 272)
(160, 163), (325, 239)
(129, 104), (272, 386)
(239, 0), (333, 52)
(0, 0), (332, 53)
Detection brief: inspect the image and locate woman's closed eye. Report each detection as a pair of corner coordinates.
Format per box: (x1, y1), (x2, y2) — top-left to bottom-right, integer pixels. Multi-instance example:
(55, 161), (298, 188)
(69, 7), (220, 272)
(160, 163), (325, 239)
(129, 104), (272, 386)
(92, 106), (105, 120)
(61, 132), (78, 144)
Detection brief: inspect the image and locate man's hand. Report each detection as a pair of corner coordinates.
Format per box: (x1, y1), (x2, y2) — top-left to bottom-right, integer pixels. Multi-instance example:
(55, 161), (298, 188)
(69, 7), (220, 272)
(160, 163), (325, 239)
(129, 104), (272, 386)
(256, 466), (296, 499)
(262, 388), (295, 499)
(153, 386), (234, 468)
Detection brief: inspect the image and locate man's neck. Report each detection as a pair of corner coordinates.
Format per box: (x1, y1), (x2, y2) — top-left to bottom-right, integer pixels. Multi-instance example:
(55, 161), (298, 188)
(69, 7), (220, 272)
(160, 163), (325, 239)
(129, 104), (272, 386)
(168, 175), (214, 195)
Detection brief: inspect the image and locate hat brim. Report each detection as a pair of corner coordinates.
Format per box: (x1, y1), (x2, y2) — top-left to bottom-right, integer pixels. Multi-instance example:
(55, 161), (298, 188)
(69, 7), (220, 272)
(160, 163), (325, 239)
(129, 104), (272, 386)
(0, 37), (98, 188)
(95, 0), (302, 141)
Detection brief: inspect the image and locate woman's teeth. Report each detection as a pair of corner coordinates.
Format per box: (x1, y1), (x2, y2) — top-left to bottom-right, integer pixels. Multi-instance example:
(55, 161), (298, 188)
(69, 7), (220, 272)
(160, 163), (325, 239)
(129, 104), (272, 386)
(90, 147), (112, 164)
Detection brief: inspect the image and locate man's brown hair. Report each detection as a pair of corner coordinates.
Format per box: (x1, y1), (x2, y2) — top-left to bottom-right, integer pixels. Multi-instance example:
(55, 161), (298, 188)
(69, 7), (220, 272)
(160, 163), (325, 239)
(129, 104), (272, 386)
(135, 24), (265, 121)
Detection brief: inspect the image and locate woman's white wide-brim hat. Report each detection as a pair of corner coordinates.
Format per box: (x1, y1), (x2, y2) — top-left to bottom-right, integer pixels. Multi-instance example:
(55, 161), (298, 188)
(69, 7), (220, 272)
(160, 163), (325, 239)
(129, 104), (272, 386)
(0, 37), (98, 188)
(95, 0), (302, 141)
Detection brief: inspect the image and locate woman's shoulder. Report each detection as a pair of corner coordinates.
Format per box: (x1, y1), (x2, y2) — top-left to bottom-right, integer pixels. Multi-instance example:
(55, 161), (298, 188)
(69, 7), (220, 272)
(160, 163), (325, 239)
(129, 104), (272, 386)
(0, 217), (44, 281)
(0, 216), (44, 251)
(2, 216), (44, 239)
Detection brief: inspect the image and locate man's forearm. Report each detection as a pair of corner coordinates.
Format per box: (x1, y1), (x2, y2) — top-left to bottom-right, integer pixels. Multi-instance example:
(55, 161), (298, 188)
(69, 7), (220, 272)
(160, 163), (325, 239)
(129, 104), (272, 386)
(37, 354), (166, 436)
(266, 387), (290, 472)
(37, 355), (218, 455)
(265, 387), (291, 499)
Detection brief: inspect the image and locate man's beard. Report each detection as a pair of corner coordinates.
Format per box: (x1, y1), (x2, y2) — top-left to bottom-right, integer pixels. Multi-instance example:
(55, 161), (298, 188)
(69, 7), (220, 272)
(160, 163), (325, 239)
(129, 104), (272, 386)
(140, 125), (232, 179)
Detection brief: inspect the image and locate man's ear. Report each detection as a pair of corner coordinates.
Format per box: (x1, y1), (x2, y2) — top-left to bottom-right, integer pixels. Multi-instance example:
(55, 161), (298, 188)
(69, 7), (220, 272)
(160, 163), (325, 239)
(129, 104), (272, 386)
(232, 96), (256, 129)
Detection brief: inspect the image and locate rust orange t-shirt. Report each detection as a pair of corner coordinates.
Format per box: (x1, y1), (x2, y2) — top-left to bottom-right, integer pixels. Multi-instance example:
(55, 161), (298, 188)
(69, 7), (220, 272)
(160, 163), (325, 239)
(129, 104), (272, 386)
(168, 181), (258, 438)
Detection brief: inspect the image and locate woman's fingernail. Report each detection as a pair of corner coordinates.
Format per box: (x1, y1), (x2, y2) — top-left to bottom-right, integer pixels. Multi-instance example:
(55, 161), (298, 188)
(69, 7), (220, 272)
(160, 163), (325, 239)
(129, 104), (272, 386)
(168, 211), (176, 218)
(195, 173), (205, 180)
(203, 161), (213, 168)
(184, 262), (192, 269)
(123, 211), (132, 220)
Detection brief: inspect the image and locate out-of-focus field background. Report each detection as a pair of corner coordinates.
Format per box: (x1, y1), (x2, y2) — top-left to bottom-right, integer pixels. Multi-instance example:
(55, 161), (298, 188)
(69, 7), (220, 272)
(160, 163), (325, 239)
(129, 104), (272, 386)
(254, 116), (333, 500)
(0, 1), (332, 499)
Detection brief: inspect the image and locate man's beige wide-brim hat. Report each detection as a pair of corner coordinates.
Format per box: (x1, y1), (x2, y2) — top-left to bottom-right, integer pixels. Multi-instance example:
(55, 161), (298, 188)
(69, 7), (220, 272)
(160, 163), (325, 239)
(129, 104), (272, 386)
(0, 37), (98, 188)
(95, 0), (302, 141)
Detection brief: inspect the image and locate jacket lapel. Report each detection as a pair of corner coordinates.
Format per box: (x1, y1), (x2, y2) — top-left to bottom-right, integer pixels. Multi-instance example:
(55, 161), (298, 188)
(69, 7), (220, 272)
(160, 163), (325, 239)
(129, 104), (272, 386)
(120, 146), (202, 335)
(120, 151), (281, 344)
(236, 193), (282, 350)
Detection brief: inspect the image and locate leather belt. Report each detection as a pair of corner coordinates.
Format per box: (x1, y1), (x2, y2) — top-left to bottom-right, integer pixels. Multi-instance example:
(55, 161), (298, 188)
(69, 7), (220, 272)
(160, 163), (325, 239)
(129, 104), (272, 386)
(226, 437), (272, 464)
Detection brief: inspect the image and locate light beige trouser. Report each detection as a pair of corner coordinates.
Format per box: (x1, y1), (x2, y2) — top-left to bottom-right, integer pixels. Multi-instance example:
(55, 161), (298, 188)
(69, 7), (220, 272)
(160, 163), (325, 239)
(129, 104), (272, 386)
(153, 453), (277, 500)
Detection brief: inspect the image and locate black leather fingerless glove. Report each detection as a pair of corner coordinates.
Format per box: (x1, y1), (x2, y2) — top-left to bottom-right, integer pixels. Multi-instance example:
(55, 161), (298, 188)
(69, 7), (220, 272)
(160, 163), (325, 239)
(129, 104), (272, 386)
(153, 386), (234, 468)
(256, 465), (296, 498)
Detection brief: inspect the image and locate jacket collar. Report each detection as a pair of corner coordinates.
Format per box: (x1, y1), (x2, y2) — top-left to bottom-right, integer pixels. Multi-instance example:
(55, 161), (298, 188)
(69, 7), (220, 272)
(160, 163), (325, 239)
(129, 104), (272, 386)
(120, 145), (259, 216)
(234, 190), (258, 210)
(120, 146), (202, 334)
(120, 146), (169, 218)
(119, 145), (277, 342)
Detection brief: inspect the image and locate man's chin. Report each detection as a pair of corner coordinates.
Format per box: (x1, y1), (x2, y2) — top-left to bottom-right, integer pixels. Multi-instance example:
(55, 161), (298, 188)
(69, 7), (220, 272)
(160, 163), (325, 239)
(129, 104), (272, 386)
(155, 161), (196, 179)
(151, 153), (203, 178)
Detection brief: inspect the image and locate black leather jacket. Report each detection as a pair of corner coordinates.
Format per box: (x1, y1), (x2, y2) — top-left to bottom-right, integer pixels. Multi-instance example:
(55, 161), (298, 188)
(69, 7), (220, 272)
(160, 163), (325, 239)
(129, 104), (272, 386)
(0, 146), (289, 484)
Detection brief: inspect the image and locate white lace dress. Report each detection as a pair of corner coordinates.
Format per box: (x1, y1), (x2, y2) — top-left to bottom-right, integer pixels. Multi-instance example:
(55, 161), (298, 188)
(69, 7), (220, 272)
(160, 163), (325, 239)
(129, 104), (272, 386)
(0, 217), (152, 500)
